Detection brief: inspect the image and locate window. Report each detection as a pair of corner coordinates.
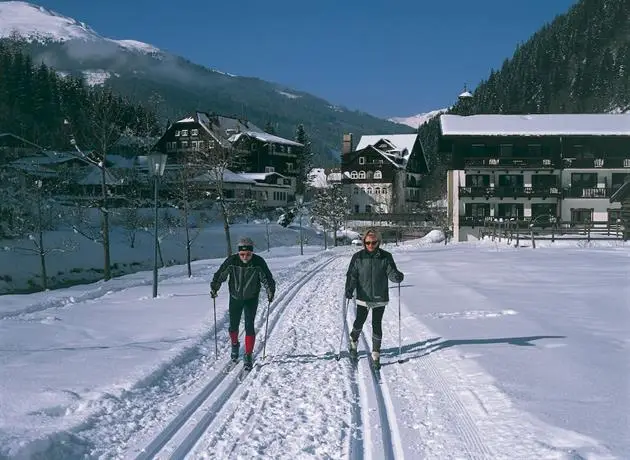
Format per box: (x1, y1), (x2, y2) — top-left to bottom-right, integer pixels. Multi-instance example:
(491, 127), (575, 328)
(608, 209), (622, 222)
(374, 170), (383, 179)
(465, 203), (490, 217)
(465, 175), (490, 187)
(570, 208), (593, 223)
(286, 163), (294, 172)
(498, 174), (524, 187)
(497, 203), (523, 219)
(181, 130), (188, 136)
(471, 144), (485, 156)
(499, 144), (513, 157)
(174, 130), (180, 137)
(354, 204), (360, 213)
(532, 174), (557, 188)
(181, 141), (188, 148)
(528, 144), (542, 156)
(198, 140), (204, 150)
(367, 171), (373, 180)
(191, 129), (199, 136)
(375, 187), (380, 194)
(265, 166), (275, 173)
(367, 187), (373, 194)
(359, 171), (366, 179)
(531, 203), (557, 219)
(365, 204), (372, 213)
(350, 171), (358, 179)
(359, 157), (365, 165)
(571, 173), (597, 188)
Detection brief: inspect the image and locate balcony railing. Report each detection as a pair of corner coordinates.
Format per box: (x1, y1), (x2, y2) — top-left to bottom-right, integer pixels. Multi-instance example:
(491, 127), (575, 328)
(459, 186), (561, 198)
(562, 158), (630, 169)
(464, 158), (557, 169)
(563, 187), (610, 198)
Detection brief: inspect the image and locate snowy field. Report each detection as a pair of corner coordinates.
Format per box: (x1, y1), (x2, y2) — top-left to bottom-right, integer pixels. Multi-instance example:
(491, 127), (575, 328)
(1, 234), (629, 459)
(0, 215), (336, 295)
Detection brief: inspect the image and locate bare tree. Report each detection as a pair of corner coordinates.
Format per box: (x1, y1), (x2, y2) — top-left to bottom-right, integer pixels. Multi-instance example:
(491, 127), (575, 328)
(193, 142), (246, 257)
(310, 184), (350, 247)
(63, 89), (125, 281)
(3, 176), (76, 290)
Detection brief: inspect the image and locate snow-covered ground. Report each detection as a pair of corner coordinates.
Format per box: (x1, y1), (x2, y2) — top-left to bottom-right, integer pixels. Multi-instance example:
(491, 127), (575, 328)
(1, 233), (628, 459)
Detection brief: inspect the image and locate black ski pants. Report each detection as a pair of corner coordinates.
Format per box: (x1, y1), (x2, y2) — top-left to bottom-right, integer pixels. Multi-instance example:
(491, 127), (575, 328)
(351, 305), (385, 351)
(229, 297), (258, 336)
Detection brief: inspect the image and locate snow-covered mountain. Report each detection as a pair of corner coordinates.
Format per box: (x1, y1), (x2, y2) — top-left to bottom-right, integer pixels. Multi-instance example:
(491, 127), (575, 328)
(0, 1), (412, 162)
(0, 1), (161, 55)
(389, 108), (448, 129)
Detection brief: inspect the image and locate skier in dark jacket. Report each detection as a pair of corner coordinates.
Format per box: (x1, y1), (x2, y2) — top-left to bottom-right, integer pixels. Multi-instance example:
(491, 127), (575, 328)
(345, 228), (404, 369)
(211, 237), (275, 370)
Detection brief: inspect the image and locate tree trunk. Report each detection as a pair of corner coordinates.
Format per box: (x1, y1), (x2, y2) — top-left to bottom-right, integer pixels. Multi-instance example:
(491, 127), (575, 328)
(101, 163), (111, 280)
(37, 196), (47, 290)
(220, 200), (232, 256)
(184, 200), (192, 277)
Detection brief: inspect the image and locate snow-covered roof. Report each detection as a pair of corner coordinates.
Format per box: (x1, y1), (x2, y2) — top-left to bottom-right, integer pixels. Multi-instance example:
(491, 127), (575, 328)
(229, 131), (303, 147)
(192, 169), (256, 184)
(440, 114), (630, 136)
(239, 172), (288, 181)
(176, 117), (195, 123)
(77, 166), (121, 185)
(354, 134), (419, 169)
(355, 134), (417, 155)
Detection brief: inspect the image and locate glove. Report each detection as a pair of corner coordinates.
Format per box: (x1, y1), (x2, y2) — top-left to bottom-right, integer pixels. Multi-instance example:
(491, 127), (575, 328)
(210, 289), (218, 298)
(267, 292), (274, 303)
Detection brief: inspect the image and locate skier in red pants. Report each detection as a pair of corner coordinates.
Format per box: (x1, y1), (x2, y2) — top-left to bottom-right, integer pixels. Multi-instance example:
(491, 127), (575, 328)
(211, 237), (275, 370)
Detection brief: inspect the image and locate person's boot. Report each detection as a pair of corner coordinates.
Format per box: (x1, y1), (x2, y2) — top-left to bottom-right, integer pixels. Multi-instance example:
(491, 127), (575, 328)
(348, 329), (360, 359)
(371, 351), (381, 370)
(230, 342), (240, 362)
(243, 352), (253, 371)
(372, 335), (382, 370)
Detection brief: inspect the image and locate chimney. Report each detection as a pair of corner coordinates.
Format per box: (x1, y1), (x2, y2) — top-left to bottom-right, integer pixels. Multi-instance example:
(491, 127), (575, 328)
(342, 133), (353, 155)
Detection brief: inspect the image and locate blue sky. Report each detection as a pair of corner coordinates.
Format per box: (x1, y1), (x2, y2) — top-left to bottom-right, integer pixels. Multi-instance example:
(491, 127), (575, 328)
(33, 0), (578, 119)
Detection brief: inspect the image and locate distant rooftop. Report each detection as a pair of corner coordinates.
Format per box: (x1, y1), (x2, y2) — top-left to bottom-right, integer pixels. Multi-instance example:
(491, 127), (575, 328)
(440, 114), (630, 136)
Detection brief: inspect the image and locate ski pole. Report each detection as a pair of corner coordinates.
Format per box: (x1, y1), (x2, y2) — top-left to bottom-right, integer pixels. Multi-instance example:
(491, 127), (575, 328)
(213, 297), (218, 360)
(398, 282), (403, 363)
(335, 298), (350, 361)
(262, 299), (272, 359)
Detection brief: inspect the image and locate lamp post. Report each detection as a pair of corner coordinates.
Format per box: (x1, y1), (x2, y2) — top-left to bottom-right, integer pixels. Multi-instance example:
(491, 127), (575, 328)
(148, 152), (168, 297)
(295, 193), (304, 255)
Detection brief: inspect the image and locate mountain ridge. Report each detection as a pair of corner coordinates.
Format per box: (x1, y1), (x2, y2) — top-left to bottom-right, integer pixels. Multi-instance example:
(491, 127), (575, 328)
(0, 1), (414, 166)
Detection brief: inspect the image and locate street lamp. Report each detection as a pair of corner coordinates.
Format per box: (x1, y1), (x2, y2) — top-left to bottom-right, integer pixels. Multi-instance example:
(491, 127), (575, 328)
(148, 152), (168, 298)
(295, 193), (304, 255)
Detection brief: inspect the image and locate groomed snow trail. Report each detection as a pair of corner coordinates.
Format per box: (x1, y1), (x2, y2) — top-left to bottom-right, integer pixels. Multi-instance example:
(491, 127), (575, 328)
(186, 256), (356, 459)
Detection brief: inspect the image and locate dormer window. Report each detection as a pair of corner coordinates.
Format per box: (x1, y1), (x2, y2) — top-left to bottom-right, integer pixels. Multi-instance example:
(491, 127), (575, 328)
(350, 171), (358, 179)
(181, 130), (188, 137)
(359, 157), (365, 165)
(191, 129), (199, 136)
(359, 171), (366, 179)
(175, 130), (180, 137)
(374, 170), (383, 179)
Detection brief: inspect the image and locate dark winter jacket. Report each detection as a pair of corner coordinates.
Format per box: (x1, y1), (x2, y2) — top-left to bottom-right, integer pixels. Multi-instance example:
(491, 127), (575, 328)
(211, 254), (275, 301)
(345, 248), (404, 303)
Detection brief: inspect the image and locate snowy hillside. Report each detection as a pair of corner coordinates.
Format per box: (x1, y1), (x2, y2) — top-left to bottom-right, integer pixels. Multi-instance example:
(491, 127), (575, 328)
(389, 108), (448, 129)
(0, 1), (161, 54)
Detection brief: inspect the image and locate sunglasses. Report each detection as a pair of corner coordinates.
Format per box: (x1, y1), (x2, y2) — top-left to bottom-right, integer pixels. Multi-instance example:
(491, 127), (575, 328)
(238, 245), (254, 252)
(364, 240), (378, 246)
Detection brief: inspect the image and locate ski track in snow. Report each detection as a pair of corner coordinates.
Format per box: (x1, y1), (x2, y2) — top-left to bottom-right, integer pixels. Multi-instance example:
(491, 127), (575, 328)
(8, 249), (616, 459)
(187, 256), (351, 459)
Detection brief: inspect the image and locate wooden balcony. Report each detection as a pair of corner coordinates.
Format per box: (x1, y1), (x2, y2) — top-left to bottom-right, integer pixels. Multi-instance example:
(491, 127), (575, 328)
(464, 157), (557, 169)
(459, 186), (561, 199)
